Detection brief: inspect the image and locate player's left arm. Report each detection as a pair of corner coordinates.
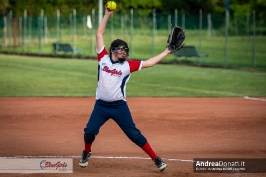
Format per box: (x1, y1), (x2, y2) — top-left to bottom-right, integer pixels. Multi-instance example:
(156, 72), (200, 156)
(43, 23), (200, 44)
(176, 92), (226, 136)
(142, 47), (171, 69)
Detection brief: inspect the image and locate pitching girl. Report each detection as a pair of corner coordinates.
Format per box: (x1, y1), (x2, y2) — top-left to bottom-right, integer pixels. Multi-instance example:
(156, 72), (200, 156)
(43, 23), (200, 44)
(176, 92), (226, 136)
(79, 4), (171, 172)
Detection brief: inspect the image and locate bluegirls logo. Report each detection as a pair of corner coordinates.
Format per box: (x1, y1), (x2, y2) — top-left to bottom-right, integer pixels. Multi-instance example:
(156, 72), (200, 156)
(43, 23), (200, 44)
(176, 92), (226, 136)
(40, 160), (68, 171)
(103, 66), (122, 76)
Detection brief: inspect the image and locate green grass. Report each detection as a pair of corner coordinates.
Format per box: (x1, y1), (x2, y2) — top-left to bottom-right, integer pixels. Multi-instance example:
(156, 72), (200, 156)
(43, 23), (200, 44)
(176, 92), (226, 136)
(0, 54), (265, 97)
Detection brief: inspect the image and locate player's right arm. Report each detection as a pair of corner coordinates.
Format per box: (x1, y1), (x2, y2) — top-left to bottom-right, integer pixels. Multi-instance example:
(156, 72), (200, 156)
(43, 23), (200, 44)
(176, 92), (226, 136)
(96, 6), (115, 52)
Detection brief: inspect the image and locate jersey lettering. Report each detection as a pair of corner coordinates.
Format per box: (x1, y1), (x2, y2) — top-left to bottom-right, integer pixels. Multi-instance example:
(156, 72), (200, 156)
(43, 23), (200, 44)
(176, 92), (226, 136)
(102, 66), (122, 76)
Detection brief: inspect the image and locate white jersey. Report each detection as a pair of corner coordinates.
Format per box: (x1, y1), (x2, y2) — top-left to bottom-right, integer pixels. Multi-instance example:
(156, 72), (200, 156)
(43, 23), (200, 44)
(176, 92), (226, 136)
(96, 46), (143, 102)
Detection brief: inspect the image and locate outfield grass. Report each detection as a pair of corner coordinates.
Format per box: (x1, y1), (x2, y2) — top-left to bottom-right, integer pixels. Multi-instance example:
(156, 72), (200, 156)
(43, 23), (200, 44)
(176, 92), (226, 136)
(0, 54), (265, 97)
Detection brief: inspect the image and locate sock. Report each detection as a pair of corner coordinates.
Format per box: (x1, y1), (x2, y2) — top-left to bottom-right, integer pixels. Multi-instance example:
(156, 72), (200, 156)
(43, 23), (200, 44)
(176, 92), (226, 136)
(85, 142), (92, 153)
(141, 141), (157, 160)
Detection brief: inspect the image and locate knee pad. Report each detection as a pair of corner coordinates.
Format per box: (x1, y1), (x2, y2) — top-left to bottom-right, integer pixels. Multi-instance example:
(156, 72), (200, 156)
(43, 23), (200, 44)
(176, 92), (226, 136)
(84, 133), (95, 144)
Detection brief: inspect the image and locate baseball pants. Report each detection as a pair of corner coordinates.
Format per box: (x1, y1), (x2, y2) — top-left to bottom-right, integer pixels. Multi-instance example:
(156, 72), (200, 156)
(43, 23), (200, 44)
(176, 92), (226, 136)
(84, 99), (147, 147)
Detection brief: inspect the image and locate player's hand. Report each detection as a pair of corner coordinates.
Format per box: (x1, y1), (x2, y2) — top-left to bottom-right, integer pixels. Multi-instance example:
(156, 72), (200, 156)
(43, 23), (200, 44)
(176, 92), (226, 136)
(105, 4), (115, 15)
(165, 47), (172, 54)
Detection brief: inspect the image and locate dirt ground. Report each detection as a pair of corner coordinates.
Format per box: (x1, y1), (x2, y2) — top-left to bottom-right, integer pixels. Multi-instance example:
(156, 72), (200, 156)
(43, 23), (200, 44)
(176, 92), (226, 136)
(0, 97), (265, 177)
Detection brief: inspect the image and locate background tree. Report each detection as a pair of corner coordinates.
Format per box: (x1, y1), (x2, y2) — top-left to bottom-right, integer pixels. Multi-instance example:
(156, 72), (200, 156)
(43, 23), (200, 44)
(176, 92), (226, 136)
(0, 0), (265, 19)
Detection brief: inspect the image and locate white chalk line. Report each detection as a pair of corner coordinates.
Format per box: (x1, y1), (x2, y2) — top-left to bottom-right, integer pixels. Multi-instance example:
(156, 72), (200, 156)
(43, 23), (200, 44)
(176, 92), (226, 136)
(0, 155), (193, 162)
(244, 96), (266, 102)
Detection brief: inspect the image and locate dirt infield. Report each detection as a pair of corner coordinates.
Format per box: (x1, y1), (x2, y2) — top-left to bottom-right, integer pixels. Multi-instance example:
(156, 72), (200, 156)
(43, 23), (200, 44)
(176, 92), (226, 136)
(0, 97), (266, 177)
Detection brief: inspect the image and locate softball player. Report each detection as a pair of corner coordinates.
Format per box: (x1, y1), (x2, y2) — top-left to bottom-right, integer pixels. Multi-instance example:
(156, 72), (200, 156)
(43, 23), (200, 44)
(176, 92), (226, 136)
(79, 5), (171, 172)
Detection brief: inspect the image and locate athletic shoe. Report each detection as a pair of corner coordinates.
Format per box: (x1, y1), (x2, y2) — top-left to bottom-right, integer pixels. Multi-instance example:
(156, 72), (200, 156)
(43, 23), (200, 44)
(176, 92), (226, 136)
(79, 150), (91, 167)
(153, 156), (167, 172)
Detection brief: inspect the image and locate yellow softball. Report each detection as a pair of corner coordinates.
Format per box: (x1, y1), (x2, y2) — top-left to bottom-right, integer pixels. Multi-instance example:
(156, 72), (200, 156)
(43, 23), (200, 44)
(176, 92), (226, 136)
(107, 1), (116, 11)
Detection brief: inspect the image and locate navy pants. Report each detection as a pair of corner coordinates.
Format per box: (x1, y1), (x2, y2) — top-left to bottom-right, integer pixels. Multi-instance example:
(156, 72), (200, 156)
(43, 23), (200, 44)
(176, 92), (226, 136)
(84, 99), (147, 147)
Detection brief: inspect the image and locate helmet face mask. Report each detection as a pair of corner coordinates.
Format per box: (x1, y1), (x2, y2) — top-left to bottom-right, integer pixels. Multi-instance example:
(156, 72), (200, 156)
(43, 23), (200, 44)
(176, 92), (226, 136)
(112, 46), (129, 54)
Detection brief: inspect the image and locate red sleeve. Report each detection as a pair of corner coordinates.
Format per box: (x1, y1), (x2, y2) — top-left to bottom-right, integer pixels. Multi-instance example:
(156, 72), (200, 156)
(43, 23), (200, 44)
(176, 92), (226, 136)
(127, 60), (142, 73)
(97, 48), (108, 62)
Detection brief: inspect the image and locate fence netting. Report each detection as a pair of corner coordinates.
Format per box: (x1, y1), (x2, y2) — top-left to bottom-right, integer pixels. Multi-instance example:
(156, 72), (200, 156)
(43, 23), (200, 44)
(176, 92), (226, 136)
(0, 9), (265, 69)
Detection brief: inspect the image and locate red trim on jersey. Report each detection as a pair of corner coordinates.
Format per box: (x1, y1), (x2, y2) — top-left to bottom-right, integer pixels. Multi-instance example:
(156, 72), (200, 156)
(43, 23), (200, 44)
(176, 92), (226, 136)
(127, 60), (141, 73)
(98, 48), (108, 62)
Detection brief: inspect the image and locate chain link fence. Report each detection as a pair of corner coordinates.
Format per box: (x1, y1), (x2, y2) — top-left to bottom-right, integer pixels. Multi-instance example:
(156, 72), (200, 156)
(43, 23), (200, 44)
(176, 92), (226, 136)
(0, 9), (265, 69)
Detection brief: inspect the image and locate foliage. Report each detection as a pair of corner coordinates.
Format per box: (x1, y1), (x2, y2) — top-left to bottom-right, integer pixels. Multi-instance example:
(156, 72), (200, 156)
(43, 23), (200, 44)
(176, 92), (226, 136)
(0, 0), (266, 17)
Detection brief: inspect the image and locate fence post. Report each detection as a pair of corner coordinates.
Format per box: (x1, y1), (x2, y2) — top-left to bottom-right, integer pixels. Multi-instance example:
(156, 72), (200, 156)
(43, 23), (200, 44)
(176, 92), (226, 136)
(152, 9), (156, 56)
(44, 17), (48, 43)
(39, 9), (43, 54)
(168, 14), (171, 32)
(73, 9), (76, 56)
(91, 9), (95, 56)
(199, 9), (202, 65)
(174, 9), (178, 26)
(130, 8), (134, 58)
(23, 10), (27, 53)
(253, 10), (256, 68)
(174, 9), (178, 63)
(224, 10), (229, 67)
(28, 16), (32, 45)
(8, 10), (12, 53)
(56, 9), (60, 55)
(98, 0), (103, 25)
(207, 13), (212, 38)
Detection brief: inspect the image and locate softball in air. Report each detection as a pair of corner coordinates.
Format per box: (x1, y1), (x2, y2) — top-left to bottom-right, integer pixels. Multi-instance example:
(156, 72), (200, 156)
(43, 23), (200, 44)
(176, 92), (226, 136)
(107, 1), (116, 11)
